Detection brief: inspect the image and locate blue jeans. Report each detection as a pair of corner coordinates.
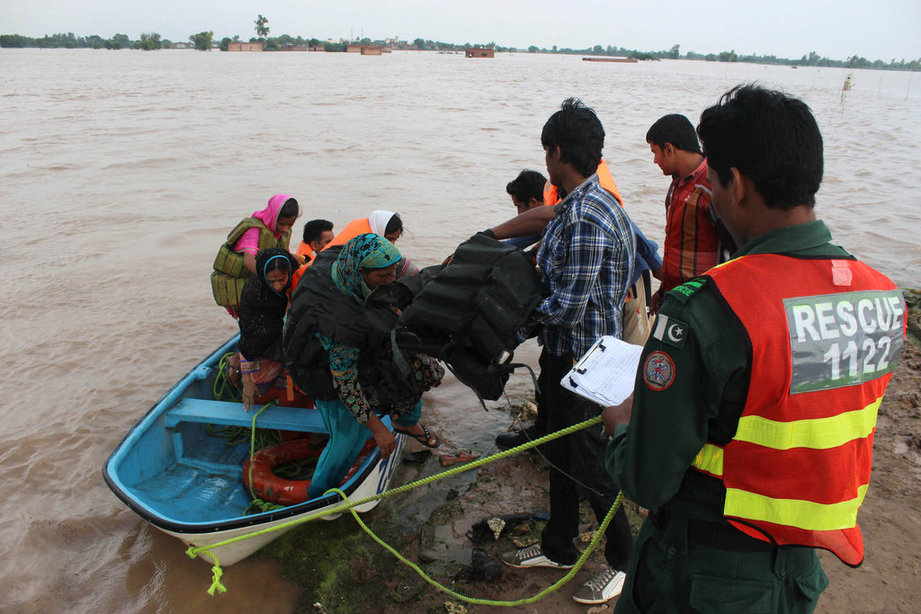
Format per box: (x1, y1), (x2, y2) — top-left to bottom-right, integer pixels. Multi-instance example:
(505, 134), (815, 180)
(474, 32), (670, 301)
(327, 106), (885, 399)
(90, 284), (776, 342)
(307, 398), (421, 498)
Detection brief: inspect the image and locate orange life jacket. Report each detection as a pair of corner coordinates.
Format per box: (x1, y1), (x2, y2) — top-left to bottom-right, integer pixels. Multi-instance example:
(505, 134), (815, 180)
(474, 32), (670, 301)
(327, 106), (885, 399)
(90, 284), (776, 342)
(543, 159), (623, 207)
(294, 241), (316, 264)
(694, 254), (905, 565)
(291, 218), (372, 290)
(324, 218), (372, 249)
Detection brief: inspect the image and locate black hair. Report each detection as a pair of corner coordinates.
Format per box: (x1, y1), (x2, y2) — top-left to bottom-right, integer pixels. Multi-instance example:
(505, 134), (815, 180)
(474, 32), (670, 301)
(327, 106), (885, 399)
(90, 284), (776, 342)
(645, 114), (702, 154)
(303, 218), (334, 244)
(697, 84), (823, 210)
(278, 198), (299, 220)
(540, 98), (604, 178)
(385, 213), (403, 235)
(264, 254), (293, 274)
(506, 169), (547, 204)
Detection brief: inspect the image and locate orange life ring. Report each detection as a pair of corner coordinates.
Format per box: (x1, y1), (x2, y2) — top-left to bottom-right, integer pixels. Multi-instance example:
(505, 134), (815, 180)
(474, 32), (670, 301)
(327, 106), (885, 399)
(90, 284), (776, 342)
(242, 439), (323, 506)
(242, 438), (375, 506)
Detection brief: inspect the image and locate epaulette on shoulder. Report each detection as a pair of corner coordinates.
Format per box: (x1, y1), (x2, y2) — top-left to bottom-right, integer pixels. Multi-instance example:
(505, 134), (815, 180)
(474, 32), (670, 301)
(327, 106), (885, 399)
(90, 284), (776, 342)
(666, 277), (709, 305)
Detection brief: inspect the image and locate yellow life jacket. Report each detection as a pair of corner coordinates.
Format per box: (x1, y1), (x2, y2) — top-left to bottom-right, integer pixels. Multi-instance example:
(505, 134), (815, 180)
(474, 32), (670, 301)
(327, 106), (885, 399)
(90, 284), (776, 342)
(210, 217), (291, 310)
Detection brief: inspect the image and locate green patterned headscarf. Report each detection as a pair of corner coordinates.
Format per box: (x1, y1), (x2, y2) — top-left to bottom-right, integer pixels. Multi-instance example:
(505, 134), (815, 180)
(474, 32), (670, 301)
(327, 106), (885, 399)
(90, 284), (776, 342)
(332, 233), (402, 302)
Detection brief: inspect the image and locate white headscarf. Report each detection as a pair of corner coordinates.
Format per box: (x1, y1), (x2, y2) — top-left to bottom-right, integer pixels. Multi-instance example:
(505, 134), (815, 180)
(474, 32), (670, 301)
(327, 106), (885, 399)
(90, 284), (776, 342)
(368, 210), (398, 236)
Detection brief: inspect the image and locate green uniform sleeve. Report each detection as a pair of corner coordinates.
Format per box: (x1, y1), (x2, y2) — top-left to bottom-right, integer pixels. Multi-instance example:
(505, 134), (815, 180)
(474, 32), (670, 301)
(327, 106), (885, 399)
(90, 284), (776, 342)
(607, 282), (750, 509)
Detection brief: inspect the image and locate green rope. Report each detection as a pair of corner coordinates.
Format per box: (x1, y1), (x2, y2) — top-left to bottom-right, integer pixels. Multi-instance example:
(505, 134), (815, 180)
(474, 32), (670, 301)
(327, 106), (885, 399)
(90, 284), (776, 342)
(208, 361), (290, 513)
(184, 549), (228, 595)
(244, 402), (286, 515)
(212, 352), (241, 402)
(187, 415), (618, 604)
(330, 486), (623, 607)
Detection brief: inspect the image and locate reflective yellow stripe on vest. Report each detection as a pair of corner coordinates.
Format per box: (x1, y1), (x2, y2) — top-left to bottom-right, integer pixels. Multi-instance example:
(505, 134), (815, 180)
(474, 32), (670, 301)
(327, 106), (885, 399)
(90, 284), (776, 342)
(735, 397), (882, 450)
(693, 443), (724, 476)
(725, 484), (869, 531)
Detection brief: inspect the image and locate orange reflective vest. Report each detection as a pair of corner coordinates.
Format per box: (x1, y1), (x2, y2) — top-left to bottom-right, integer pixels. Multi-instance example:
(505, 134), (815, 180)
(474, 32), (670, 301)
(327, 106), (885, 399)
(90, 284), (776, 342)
(323, 218), (372, 249)
(543, 159), (623, 208)
(693, 254), (905, 565)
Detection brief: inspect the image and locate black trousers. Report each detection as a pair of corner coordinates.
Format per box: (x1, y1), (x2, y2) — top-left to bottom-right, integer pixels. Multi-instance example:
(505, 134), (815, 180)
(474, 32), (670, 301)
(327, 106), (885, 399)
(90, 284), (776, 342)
(538, 347), (633, 569)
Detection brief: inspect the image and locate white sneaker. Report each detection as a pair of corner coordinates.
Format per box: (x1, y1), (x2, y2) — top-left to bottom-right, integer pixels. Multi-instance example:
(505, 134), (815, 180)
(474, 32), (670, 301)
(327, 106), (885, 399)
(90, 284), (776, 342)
(499, 543), (575, 569)
(572, 566), (626, 604)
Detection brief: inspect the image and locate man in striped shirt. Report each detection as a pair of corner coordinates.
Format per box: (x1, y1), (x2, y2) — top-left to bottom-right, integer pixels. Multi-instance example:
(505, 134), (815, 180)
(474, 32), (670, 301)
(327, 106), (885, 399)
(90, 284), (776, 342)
(500, 98), (636, 606)
(646, 114), (733, 312)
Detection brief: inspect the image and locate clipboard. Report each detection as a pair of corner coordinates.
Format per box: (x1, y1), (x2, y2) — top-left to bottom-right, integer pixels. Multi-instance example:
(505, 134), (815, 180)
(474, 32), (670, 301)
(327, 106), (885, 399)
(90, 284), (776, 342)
(562, 335), (643, 407)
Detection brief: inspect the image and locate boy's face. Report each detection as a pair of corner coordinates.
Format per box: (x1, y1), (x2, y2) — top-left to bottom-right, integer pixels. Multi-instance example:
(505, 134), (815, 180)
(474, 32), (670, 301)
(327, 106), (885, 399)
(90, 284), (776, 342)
(310, 230), (335, 252)
(649, 142), (676, 176)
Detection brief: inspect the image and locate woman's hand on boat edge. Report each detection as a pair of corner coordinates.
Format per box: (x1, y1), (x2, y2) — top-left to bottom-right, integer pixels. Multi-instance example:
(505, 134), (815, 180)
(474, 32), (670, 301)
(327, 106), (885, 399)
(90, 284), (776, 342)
(366, 415), (396, 458)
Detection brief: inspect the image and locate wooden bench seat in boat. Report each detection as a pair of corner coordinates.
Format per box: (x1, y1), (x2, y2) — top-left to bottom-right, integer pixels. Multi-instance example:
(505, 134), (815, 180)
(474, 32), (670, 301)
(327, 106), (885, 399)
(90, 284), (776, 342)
(165, 399), (323, 432)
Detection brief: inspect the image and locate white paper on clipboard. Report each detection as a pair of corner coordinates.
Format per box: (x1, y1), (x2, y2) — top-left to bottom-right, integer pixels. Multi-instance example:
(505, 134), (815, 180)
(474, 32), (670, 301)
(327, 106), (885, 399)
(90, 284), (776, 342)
(561, 335), (643, 407)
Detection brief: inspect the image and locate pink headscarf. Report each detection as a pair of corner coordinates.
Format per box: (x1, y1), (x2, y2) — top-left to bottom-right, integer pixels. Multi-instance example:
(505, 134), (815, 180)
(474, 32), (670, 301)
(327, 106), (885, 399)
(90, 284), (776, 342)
(252, 194), (297, 238)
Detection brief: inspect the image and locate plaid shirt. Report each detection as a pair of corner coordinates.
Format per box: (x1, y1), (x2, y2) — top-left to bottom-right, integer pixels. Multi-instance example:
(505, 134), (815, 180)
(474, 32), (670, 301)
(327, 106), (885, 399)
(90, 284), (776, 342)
(660, 158), (723, 292)
(532, 173), (636, 358)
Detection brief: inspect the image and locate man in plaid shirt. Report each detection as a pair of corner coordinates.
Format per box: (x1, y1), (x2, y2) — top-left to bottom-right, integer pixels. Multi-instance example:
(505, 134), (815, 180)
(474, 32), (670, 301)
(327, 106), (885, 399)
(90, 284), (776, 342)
(501, 98), (637, 606)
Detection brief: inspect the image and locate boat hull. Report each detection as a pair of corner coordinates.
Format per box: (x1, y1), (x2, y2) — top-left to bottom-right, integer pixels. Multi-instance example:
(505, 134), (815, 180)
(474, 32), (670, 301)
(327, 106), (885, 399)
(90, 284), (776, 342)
(103, 335), (406, 566)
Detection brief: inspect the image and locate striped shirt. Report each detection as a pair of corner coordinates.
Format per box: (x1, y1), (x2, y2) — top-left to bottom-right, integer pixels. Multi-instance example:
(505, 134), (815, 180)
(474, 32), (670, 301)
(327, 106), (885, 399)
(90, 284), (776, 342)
(532, 173), (636, 358)
(661, 158), (722, 292)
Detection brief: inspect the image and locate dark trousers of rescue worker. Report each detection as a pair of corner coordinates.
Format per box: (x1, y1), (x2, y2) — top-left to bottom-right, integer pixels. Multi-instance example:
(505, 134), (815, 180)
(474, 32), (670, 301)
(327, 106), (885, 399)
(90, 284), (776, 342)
(539, 348), (633, 569)
(614, 508), (828, 613)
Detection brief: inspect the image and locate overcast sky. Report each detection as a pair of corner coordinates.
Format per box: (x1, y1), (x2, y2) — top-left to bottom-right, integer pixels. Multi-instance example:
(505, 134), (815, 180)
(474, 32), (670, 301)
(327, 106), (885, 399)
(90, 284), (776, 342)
(3, 0), (920, 61)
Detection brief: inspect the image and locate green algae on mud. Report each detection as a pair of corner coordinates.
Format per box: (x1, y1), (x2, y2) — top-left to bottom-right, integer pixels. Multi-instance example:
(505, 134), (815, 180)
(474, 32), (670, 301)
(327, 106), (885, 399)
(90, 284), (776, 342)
(251, 434), (647, 613)
(254, 494), (409, 613)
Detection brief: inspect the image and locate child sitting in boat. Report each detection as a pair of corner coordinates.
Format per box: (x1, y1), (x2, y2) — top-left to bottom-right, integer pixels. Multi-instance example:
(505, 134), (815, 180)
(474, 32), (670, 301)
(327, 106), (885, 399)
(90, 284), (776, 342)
(294, 218), (335, 266)
(291, 210), (419, 291)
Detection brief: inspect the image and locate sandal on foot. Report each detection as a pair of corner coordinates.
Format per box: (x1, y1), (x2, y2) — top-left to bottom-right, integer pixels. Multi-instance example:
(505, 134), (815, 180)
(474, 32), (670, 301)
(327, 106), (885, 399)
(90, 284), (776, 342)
(394, 424), (441, 448)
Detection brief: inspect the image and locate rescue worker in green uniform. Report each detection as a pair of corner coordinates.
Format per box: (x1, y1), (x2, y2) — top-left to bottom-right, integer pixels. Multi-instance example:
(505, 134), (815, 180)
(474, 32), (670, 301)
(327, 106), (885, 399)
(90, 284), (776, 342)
(603, 85), (906, 613)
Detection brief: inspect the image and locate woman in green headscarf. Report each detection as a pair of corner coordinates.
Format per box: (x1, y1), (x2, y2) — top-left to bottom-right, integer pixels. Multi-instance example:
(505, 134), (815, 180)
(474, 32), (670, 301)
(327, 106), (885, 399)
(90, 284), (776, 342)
(285, 234), (443, 499)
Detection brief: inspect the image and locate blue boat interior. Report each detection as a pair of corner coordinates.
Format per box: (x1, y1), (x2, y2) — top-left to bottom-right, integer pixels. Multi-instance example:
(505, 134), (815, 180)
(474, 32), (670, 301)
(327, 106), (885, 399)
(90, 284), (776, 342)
(107, 338), (384, 527)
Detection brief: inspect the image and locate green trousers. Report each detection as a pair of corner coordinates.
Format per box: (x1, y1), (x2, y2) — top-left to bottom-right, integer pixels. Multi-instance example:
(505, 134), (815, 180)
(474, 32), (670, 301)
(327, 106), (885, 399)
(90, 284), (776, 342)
(614, 514), (829, 613)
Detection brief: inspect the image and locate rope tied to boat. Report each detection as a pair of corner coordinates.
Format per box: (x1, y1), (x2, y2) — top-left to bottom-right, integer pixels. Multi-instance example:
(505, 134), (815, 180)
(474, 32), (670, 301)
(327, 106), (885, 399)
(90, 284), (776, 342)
(186, 415), (624, 606)
(183, 548), (228, 595)
(207, 564), (227, 596)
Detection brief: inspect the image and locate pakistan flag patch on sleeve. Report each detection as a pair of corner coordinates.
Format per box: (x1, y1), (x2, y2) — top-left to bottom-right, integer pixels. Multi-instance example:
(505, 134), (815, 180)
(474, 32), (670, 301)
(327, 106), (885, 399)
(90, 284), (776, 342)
(651, 314), (688, 349)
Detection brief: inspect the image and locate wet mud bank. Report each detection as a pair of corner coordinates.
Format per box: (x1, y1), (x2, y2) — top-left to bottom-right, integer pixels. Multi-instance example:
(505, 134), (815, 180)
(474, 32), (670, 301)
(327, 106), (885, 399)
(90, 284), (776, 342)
(256, 401), (644, 613)
(260, 291), (921, 613)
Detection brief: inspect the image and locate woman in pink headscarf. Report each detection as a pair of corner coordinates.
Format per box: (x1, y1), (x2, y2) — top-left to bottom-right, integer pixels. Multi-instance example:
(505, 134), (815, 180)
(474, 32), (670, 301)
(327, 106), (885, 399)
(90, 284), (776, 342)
(211, 194), (300, 318)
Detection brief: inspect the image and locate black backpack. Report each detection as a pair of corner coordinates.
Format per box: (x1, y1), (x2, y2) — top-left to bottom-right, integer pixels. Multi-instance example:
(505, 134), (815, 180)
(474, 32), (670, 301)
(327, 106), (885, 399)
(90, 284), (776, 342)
(394, 233), (543, 400)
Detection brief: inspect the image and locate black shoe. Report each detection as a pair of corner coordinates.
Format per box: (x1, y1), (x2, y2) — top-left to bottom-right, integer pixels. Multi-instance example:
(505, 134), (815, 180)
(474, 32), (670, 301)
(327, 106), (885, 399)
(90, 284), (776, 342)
(495, 425), (542, 450)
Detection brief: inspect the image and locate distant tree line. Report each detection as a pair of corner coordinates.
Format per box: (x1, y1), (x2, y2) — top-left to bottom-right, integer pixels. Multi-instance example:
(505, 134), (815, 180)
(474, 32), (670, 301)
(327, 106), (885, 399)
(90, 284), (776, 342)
(524, 42), (920, 71)
(0, 32), (175, 50)
(3, 30), (919, 71)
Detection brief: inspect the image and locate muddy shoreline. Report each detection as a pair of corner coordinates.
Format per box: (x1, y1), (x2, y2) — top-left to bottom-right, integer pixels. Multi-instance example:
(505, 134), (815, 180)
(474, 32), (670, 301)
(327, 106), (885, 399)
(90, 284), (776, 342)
(256, 292), (921, 613)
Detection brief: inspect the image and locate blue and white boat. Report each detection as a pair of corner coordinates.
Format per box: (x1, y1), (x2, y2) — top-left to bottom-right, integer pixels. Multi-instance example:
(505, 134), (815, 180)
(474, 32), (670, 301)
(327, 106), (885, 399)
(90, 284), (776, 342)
(102, 335), (406, 566)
